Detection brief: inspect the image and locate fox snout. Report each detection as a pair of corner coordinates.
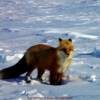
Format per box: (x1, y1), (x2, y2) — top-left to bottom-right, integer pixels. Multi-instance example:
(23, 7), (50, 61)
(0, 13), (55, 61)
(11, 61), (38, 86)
(60, 48), (73, 56)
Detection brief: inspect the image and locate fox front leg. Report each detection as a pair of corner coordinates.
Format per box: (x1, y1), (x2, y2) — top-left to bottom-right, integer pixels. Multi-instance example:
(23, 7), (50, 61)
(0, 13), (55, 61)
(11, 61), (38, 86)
(50, 71), (63, 85)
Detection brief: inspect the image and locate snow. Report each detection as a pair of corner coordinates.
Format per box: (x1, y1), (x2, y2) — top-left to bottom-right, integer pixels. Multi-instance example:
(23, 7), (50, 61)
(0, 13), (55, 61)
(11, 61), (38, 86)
(0, 0), (100, 100)
(6, 53), (23, 62)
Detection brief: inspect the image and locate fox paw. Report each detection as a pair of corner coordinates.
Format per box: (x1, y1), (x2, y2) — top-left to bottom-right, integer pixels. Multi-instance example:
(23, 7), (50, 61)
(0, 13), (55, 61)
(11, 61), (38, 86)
(25, 76), (32, 83)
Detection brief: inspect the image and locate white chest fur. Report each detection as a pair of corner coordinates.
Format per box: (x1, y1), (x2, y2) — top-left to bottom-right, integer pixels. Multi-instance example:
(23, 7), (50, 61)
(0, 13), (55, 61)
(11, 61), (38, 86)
(57, 51), (73, 73)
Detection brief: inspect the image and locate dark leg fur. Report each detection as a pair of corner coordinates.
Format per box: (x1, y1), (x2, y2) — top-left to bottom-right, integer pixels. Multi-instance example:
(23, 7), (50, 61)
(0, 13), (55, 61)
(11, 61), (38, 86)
(50, 72), (63, 85)
(25, 67), (35, 83)
(37, 68), (45, 81)
(25, 67), (45, 83)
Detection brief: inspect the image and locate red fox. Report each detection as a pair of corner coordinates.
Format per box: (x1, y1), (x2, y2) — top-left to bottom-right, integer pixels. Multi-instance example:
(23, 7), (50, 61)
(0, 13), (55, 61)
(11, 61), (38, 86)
(0, 38), (74, 85)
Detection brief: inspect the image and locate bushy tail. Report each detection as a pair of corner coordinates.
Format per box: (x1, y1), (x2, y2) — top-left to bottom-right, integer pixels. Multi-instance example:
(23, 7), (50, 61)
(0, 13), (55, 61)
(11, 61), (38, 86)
(0, 56), (27, 79)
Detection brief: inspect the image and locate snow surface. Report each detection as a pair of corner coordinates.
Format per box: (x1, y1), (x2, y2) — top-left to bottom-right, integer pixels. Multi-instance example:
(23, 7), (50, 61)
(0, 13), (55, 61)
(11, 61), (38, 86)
(0, 0), (100, 100)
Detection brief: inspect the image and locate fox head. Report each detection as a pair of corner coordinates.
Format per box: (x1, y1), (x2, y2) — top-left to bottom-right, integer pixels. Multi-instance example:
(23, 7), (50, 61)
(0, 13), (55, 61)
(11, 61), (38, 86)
(58, 38), (74, 56)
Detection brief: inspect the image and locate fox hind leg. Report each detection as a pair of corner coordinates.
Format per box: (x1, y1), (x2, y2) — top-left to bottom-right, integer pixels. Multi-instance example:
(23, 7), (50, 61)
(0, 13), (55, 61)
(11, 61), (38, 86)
(25, 67), (35, 83)
(37, 68), (45, 82)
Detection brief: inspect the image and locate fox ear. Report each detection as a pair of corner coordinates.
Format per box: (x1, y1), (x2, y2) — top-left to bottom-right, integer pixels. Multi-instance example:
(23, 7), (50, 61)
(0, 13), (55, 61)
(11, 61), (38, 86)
(68, 38), (72, 42)
(59, 38), (62, 42)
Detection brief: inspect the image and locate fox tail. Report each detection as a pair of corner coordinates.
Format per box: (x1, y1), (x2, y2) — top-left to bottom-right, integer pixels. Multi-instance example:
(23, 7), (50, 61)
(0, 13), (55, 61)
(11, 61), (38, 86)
(0, 56), (27, 79)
